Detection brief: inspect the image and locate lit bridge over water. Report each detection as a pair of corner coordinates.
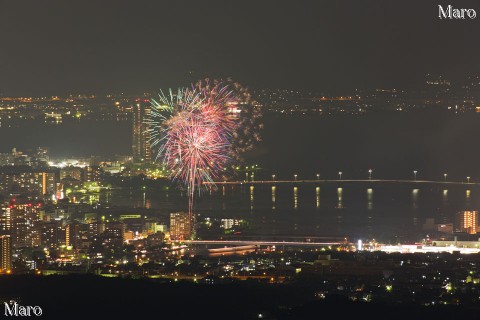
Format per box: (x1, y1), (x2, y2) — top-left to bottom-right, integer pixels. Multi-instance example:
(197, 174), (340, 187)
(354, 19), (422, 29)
(186, 240), (349, 247)
(204, 179), (480, 186)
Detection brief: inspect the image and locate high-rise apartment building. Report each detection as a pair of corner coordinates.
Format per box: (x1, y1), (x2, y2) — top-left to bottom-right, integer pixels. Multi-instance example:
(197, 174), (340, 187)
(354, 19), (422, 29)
(10, 201), (42, 248)
(132, 101), (152, 162)
(169, 212), (191, 241)
(0, 168), (56, 196)
(455, 210), (478, 234)
(0, 205), (11, 232)
(0, 235), (11, 271)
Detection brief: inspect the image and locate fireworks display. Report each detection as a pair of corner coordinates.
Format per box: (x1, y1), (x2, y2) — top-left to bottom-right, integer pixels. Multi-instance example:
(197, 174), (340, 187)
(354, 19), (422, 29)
(146, 80), (261, 218)
(196, 79), (263, 161)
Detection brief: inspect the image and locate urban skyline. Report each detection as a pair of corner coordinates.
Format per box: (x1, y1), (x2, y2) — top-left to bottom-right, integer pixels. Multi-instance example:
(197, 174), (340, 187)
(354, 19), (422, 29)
(1, 1), (480, 319)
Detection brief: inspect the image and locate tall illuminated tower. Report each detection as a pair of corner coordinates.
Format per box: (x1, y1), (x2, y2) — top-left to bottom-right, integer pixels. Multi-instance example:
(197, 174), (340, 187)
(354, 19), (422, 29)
(455, 211), (478, 234)
(0, 235), (11, 272)
(132, 100), (152, 163)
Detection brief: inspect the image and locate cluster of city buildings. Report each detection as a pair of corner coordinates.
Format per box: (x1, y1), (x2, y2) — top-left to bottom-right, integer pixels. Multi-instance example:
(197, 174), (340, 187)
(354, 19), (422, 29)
(254, 74), (480, 114)
(420, 210), (480, 237)
(0, 94), (131, 126)
(1, 83), (480, 299)
(0, 147), (107, 200)
(0, 97), (198, 275)
(0, 195), (196, 274)
(0, 73), (479, 128)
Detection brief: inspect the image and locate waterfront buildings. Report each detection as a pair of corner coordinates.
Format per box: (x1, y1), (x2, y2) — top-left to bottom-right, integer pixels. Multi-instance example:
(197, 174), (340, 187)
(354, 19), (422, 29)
(170, 212), (191, 241)
(455, 210), (478, 234)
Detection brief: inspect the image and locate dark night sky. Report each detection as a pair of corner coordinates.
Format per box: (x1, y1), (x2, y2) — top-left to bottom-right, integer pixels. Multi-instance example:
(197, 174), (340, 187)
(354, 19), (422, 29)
(0, 0), (479, 95)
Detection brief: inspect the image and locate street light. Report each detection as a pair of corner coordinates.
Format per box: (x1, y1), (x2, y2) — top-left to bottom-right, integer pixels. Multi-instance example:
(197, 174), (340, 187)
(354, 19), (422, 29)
(444, 173), (447, 182)
(368, 169), (373, 180)
(338, 171), (342, 180)
(272, 174), (276, 182)
(316, 173), (320, 180)
(413, 170), (417, 181)
(294, 174), (298, 181)
(467, 176), (471, 183)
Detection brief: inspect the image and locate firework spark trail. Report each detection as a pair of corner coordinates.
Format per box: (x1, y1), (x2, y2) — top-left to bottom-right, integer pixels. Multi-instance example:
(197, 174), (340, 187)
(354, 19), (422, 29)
(196, 78), (263, 160)
(146, 83), (237, 221)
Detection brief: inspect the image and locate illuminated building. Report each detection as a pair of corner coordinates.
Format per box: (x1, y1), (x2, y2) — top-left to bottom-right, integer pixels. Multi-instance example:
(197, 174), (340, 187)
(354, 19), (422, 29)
(35, 147), (50, 162)
(105, 222), (126, 241)
(0, 167), (56, 196)
(10, 201), (42, 248)
(146, 231), (165, 246)
(39, 221), (70, 249)
(60, 166), (83, 181)
(88, 221), (105, 238)
(436, 223), (453, 234)
(93, 222), (126, 248)
(44, 112), (62, 124)
(71, 223), (90, 249)
(41, 222), (59, 248)
(169, 212), (191, 241)
(0, 235), (12, 271)
(124, 231), (134, 241)
(144, 221), (159, 234)
(65, 223), (70, 246)
(119, 214), (142, 220)
(132, 101), (152, 162)
(0, 205), (12, 232)
(85, 166), (101, 182)
(455, 210), (478, 234)
(156, 224), (168, 232)
(220, 219), (240, 230)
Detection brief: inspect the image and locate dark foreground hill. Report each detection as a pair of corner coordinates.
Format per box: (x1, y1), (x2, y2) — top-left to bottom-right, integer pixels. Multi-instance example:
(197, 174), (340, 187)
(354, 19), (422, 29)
(0, 275), (477, 319)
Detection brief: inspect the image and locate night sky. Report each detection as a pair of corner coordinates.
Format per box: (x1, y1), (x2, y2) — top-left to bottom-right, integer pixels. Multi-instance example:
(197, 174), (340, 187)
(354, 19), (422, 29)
(0, 0), (479, 95)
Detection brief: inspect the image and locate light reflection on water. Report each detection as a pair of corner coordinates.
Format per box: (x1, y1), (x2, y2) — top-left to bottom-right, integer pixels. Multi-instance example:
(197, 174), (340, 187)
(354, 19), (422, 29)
(271, 186), (276, 210)
(250, 186), (254, 212)
(99, 183), (480, 241)
(336, 187), (343, 209)
(293, 187), (298, 210)
(367, 188), (373, 210)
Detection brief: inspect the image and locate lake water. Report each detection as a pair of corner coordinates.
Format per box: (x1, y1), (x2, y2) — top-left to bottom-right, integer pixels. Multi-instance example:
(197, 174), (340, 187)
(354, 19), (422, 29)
(2, 110), (480, 241)
(100, 182), (479, 242)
